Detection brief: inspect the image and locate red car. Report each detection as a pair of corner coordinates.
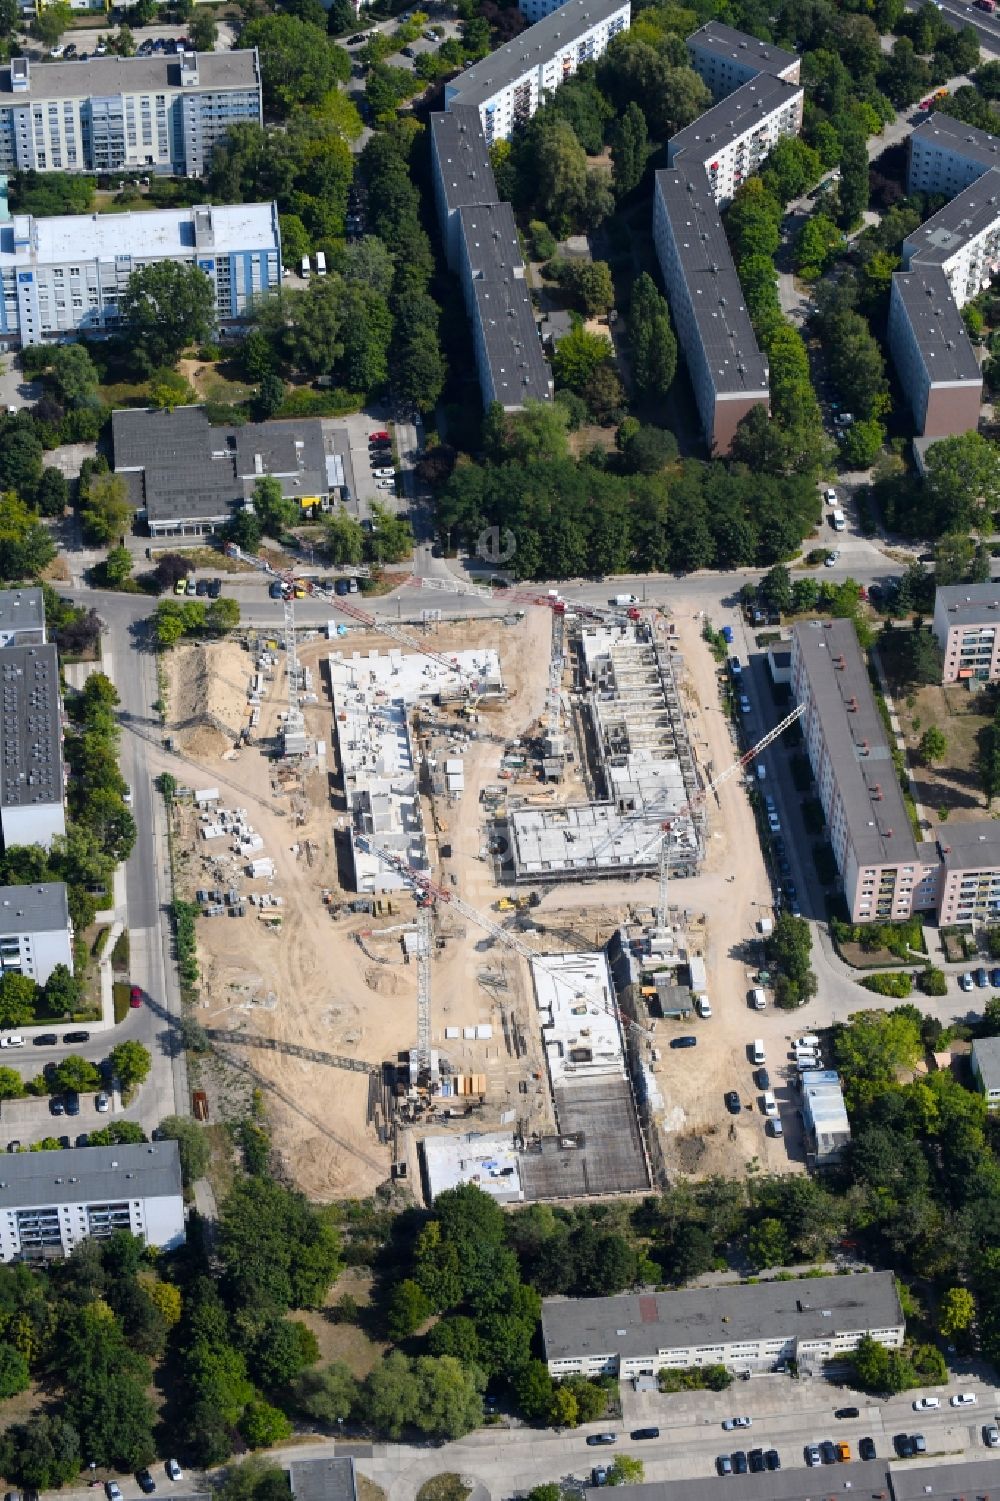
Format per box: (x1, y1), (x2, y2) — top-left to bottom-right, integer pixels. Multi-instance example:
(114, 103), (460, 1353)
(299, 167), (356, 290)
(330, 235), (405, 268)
(130, 986), (142, 1008)
(369, 430), (390, 442)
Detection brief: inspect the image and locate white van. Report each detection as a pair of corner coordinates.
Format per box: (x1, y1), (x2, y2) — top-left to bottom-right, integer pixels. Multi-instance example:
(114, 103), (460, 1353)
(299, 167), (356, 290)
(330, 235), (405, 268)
(315, 250), (327, 276)
(748, 987), (766, 1011)
(761, 1091), (778, 1117)
(696, 996), (712, 1019)
(830, 508), (846, 531)
(752, 1039), (766, 1065)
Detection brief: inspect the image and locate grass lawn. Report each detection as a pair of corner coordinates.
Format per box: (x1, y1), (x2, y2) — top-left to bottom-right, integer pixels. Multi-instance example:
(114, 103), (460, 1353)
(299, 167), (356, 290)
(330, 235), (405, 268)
(292, 1270), (388, 1379)
(877, 630), (995, 825)
(113, 980), (131, 1024)
(100, 379), (153, 409)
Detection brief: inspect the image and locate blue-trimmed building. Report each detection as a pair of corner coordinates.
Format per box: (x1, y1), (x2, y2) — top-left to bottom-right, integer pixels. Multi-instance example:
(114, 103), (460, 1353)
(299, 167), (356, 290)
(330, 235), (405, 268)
(0, 201), (280, 346)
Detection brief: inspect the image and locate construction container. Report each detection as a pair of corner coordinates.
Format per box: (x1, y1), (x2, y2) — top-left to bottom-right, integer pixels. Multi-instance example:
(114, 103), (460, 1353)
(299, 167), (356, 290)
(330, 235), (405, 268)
(194, 788), (220, 806)
(192, 1090), (209, 1121)
(475, 1024), (493, 1040)
(444, 1026), (460, 1039)
(245, 857), (275, 879)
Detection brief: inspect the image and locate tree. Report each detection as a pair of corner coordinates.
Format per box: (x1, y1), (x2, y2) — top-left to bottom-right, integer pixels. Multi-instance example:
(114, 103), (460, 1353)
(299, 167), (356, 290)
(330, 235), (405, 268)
(902, 629), (942, 687)
(0, 1341), (29, 1398)
(833, 1008), (923, 1109)
(387, 1278), (433, 1340)
(758, 564), (793, 615)
(532, 118), (589, 236)
(0, 427), (43, 503)
(108, 1041), (151, 1096)
(30, 1), (71, 46)
(611, 101), (649, 199)
(607, 1458), (645, 1486)
(628, 273), (677, 403)
(219, 1177), (342, 1312)
(793, 214), (842, 280)
(840, 419), (885, 468)
(239, 1399), (292, 1449)
(239, 15), (350, 115)
(1, 1414), (81, 1489)
(250, 476), (299, 538)
(748, 1217), (792, 1270)
(36, 468), (68, 519)
(188, 8), (217, 49)
(838, 129), (870, 228)
(226, 509), (263, 555)
(121, 262), (216, 371)
(0, 492), (55, 580)
(50, 344), (100, 408)
(43, 963), (81, 1016)
(88, 1122), (148, 1147)
(412, 1355), (485, 1439)
(0, 1067), (25, 1101)
(918, 726), (947, 764)
(924, 432), (1000, 533)
(939, 1285), (975, 1338)
(152, 1115), (210, 1185)
(362, 1351), (423, 1438)
(80, 472), (132, 547)
(0, 972), (36, 1028)
(366, 502), (412, 566)
(552, 323), (614, 394)
(294, 1361), (359, 1425)
(53, 1054), (102, 1093)
(325, 510), (365, 566)
(104, 546), (133, 590)
(551, 259), (615, 317)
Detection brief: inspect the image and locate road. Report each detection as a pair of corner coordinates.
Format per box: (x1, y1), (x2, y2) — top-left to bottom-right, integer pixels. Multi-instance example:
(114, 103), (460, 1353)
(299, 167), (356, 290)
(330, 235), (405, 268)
(906, 0), (1000, 52)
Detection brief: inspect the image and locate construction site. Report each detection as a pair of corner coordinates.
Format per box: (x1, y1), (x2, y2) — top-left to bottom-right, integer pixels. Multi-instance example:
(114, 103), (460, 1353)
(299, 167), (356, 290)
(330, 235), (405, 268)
(159, 574), (791, 1203)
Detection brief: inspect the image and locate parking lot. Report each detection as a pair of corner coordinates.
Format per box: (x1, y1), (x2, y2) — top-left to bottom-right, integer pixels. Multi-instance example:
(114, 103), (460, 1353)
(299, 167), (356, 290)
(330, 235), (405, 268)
(0, 1084), (120, 1151)
(337, 408), (402, 524)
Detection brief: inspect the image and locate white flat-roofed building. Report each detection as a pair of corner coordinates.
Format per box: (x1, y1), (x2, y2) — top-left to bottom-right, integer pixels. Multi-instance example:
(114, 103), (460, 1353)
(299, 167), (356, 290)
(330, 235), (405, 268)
(0, 882), (72, 984)
(0, 52), (262, 178)
(908, 113), (1000, 198)
(540, 1270), (904, 1378)
(653, 169), (769, 455)
(328, 648), (502, 893)
(0, 588), (45, 648)
(686, 21), (800, 100)
(887, 266), (983, 438)
(444, 0), (630, 145)
(422, 1131), (525, 1203)
(0, 201), (281, 346)
(530, 951), (625, 1089)
(0, 1142), (185, 1262)
(799, 1070), (850, 1166)
(666, 73), (803, 206)
(0, 644), (65, 852)
(901, 168), (1000, 310)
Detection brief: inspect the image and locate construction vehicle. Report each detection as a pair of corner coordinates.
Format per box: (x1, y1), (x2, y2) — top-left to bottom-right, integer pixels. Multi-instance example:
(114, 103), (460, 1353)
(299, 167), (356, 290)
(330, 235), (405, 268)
(495, 897), (517, 912)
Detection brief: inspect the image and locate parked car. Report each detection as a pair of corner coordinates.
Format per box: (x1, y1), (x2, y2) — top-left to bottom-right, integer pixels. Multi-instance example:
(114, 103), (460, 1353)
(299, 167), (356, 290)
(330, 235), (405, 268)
(825, 550), (840, 567)
(106, 1484), (123, 1501)
(50, 1097), (65, 1116)
(64, 1092), (80, 1117)
(820, 1441), (837, 1464)
(63, 1031), (90, 1043)
(716, 1456), (732, 1477)
(836, 1407), (860, 1419)
(591, 1469), (608, 1487)
(725, 1090), (741, 1115)
(0, 1035), (24, 1048)
(32, 1033), (57, 1046)
(859, 1437), (877, 1461)
(748, 1450), (765, 1474)
(739, 696), (752, 715)
(401, 44), (416, 55)
(631, 1428), (660, 1440)
(913, 1434), (927, 1454)
(95, 1092), (110, 1113)
(6, 1141), (19, 1153)
(195, 578), (209, 596)
(173, 578), (188, 595)
(670, 1036), (697, 1049)
(951, 1393), (977, 1407)
(586, 1434), (616, 1447)
(764, 1450), (780, 1471)
(913, 1397), (940, 1412)
(991, 968), (1000, 988)
(136, 1472), (156, 1495)
(768, 1117), (784, 1137)
(756, 1067), (770, 1090)
(960, 972), (974, 991)
(369, 430), (390, 442)
(165, 1462), (183, 1483)
(836, 1442), (851, 1462)
(185, 578), (197, 595)
(269, 581), (284, 599)
(984, 1425), (1000, 1448)
(793, 1035), (820, 1051)
(977, 968), (990, 988)
(731, 1453), (748, 1475)
(805, 1446), (821, 1467)
(895, 1434), (915, 1457)
(130, 985), (143, 1008)
(207, 578), (222, 599)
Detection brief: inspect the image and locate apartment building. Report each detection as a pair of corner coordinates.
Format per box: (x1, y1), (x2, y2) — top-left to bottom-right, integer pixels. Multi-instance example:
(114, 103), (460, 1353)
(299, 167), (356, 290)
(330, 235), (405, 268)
(0, 52), (262, 178)
(936, 821), (1000, 926)
(444, 0), (630, 145)
(908, 112), (1000, 198)
(540, 1271), (904, 1378)
(457, 201), (554, 409)
(0, 201), (280, 346)
(887, 266), (983, 438)
(666, 73), (803, 207)
(902, 168), (1000, 311)
(686, 20), (800, 101)
(790, 621), (941, 923)
(933, 582), (1000, 682)
(429, 109), (498, 270)
(0, 587), (45, 648)
(0, 882), (72, 985)
(653, 168), (769, 455)
(972, 1036), (1000, 1111)
(0, 1143), (185, 1262)
(0, 643), (65, 852)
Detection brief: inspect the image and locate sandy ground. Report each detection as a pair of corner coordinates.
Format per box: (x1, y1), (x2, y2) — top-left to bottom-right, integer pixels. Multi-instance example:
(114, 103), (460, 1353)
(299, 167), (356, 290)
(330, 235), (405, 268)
(162, 612), (557, 1200)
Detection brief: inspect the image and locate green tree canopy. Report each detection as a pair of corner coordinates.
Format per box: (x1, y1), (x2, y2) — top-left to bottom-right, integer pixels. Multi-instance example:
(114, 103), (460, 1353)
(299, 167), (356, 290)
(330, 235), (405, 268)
(121, 261), (216, 371)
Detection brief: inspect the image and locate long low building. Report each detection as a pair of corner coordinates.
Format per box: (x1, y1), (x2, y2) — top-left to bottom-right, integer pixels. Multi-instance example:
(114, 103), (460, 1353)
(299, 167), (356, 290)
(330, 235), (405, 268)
(0, 881), (72, 985)
(0, 51), (262, 177)
(0, 642), (65, 852)
(887, 265), (983, 439)
(0, 1142), (185, 1261)
(584, 1457), (1000, 1501)
(541, 1270), (905, 1377)
(1, 201), (281, 346)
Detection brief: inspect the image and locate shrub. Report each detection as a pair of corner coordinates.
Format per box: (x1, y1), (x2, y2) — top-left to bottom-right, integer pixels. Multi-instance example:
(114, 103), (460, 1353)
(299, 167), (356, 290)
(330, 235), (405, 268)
(918, 966), (948, 996)
(859, 971), (913, 998)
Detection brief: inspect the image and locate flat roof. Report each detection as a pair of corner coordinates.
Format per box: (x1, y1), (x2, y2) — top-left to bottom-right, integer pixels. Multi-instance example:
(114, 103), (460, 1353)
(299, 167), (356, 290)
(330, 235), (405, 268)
(458, 201), (523, 279)
(911, 112), (1000, 174)
(890, 1456), (1000, 1500)
(686, 21), (798, 77)
(471, 276), (553, 406)
(0, 49), (258, 102)
(654, 169), (769, 396)
(890, 267), (981, 384)
(446, 0), (629, 107)
(0, 587), (44, 637)
(973, 1035), (1000, 1087)
(0, 881), (68, 936)
(667, 73), (801, 163)
(792, 621), (921, 868)
(903, 167), (1000, 267)
(0, 644), (62, 813)
(0, 1141), (182, 1208)
(531, 951), (625, 1089)
(422, 1131), (524, 1203)
(510, 800), (695, 877)
(430, 108), (498, 212)
(584, 1469), (895, 1501)
(1, 202), (278, 268)
(939, 817), (1000, 870)
(935, 581), (1000, 627)
(542, 1270), (903, 1363)
(288, 1458), (354, 1501)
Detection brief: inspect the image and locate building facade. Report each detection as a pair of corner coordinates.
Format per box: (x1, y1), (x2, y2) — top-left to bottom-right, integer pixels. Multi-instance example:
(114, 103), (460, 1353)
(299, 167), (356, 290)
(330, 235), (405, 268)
(0, 587), (45, 648)
(541, 1272), (904, 1378)
(0, 201), (280, 347)
(887, 266), (983, 439)
(653, 168), (769, 456)
(685, 20), (800, 99)
(936, 822), (1000, 927)
(0, 52), (262, 178)
(0, 882), (72, 984)
(933, 582), (1000, 682)
(666, 73), (803, 207)
(791, 621), (940, 923)
(0, 643), (65, 852)
(0, 1143), (185, 1262)
(908, 113), (1000, 199)
(972, 1036), (1000, 1111)
(444, 0), (630, 145)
